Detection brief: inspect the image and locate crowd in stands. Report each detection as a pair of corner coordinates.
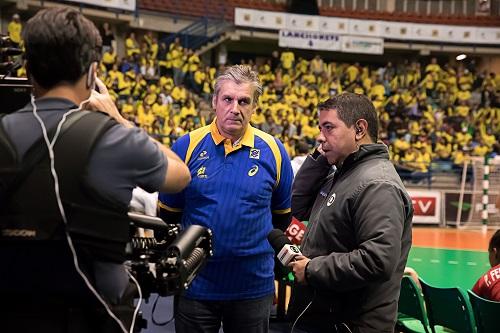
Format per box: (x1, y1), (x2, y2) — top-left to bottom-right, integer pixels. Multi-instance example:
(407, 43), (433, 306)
(5, 18), (500, 180)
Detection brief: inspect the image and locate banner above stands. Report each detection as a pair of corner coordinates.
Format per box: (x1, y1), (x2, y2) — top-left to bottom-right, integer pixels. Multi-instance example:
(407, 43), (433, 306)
(279, 30), (384, 54)
(235, 7), (500, 46)
(278, 30), (342, 51)
(341, 35), (384, 54)
(65, 0), (136, 11)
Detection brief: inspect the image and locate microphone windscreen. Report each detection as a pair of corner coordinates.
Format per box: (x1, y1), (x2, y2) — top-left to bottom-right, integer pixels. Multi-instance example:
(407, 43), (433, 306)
(268, 229), (292, 253)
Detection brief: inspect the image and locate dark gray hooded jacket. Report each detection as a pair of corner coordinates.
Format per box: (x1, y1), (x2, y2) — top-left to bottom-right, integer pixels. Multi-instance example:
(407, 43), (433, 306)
(288, 143), (413, 333)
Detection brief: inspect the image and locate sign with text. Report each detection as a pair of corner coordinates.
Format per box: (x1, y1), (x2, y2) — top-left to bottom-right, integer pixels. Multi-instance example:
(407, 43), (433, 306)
(409, 190), (441, 224)
(341, 36), (384, 55)
(279, 29), (341, 51)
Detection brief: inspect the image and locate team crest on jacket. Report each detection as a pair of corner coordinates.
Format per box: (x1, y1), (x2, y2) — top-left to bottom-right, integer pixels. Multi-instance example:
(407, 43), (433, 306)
(249, 148), (260, 160)
(327, 193), (336, 206)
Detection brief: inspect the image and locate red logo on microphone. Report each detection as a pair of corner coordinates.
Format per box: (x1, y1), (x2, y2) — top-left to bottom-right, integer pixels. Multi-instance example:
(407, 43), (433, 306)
(285, 217), (307, 245)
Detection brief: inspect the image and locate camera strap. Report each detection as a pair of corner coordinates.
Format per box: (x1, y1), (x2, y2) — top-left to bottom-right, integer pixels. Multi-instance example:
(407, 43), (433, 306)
(53, 111), (131, 262)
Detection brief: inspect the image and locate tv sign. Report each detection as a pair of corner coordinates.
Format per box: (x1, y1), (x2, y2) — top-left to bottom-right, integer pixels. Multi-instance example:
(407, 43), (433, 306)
(409, 190), (441, 224)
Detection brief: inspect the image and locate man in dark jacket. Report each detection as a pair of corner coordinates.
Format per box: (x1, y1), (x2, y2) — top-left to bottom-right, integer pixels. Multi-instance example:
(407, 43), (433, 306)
(288, 92), (413, 333)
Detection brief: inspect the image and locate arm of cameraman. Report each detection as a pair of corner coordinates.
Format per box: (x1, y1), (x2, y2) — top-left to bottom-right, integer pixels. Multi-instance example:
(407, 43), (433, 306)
(158, 205), (183, 225)
(88, 78), (191, 194)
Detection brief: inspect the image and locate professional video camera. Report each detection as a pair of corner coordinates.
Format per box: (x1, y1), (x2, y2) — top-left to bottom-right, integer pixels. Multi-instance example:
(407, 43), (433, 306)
(0, 34), (31, 114)
(127, 212), (213, 300)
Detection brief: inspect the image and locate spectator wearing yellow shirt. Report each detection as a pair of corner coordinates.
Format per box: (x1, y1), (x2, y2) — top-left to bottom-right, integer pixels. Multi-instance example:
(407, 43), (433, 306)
(302, 71), (316, 85)
(125, 32), (140, 57)
(434, 137), (452, 160)
(456, 86), (472, 103)
(106, 64), (123, 90)
(251, 108), (266, 127)
(401, 147), (421, 171)
(392, 136), (410, 156)
(186, 49), (200, 91)
(259, 63), (275, 85)
(291, 80), (308, 98)
(132, 74), (147, 100)
(152, 96), (169, 119)
(137, 104), (155, 130)
(472, 136), (490, 157)
(149, 37), (159, 60)
(310, 55), (324, 75)
(193, 68), (206, 95)
(118, 75), (133, 100)
(280, 50), (295, 70)
(159, 75), (174, 92)
(171, 84), (187, 103)
(353, 85), (365, 95)
(425, 57), (441, 74)
(296, 57), (309, 75)
(144, 85), (158, 106)
(455, 128), (472, 148)
(452, 148), (467, 166)
(121, 96), (136, 115)
(458, 70), (474, 91)
(369, 79), (386, 101)
(8, 14), (22, 47)
(180, 98), (197, 119)
(102, 47), (117, 71)
(170, 43), (184, 85)
(479, 125), (496, 148)
(301, 119), (319, 145)
(455, 100), (470, 118)
(345, 63), (360, 84)
(261, 87), (278, 104)
(482, 72), (497, 90)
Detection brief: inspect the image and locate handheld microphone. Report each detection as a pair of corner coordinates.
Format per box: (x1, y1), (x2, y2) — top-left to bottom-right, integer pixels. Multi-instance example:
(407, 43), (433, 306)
(268, 229), (302, 266)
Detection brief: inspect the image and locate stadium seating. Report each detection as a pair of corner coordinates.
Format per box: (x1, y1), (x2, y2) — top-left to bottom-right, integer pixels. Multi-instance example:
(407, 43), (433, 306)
(468, 290), (500, 333)
(397, 276), (431, 333)
(420, 279), (477, 333)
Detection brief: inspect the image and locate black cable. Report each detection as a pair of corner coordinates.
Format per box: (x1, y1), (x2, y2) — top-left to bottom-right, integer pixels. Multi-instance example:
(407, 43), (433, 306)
(151, 294), (175, 326)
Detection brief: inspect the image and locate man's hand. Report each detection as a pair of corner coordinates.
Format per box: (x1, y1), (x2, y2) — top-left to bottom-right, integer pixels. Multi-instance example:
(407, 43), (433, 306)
(87, 77), (131, 127)
(288, 255), (311, 284)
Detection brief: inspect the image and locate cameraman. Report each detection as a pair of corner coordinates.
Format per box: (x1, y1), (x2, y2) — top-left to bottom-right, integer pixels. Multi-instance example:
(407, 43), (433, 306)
(0, 7), (190, 332)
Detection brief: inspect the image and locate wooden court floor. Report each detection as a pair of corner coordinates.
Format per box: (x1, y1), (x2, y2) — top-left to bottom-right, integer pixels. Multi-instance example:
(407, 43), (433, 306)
(409, 227), (495, 289)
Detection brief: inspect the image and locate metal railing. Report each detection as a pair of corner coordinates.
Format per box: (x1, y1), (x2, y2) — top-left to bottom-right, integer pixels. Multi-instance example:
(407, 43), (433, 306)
(161, 17), (230, 50)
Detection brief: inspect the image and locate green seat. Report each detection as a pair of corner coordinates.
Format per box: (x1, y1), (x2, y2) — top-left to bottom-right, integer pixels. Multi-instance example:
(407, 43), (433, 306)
(467, 290), (500, 333)
(397, 276), (431, 333)
(419, 279), (477, 333)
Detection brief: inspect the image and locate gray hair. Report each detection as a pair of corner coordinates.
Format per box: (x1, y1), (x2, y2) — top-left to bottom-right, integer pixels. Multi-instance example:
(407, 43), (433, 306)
(214, 65), (262, 105)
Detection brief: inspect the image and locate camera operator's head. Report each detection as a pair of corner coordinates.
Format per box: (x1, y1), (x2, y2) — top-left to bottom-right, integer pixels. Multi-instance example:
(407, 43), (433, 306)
(23, 7), (102, 101)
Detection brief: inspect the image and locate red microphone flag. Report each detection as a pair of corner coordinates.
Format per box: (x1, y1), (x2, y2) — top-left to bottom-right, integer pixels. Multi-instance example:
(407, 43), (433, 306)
(285, 217), (306, 245)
